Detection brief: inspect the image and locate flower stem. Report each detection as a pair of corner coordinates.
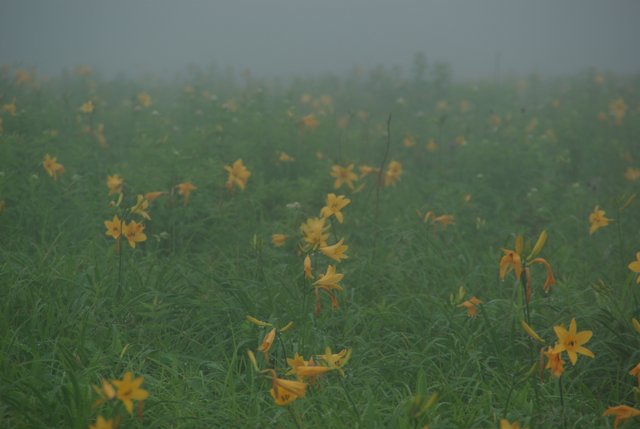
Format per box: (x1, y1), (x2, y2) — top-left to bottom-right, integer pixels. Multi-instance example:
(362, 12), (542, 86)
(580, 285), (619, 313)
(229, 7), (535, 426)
(559, 374), (567, 429)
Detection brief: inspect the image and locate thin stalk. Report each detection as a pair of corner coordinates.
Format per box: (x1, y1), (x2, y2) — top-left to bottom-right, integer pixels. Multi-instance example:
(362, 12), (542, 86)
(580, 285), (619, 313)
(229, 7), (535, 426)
(559, 374), (567, 429)
(339, 376), (361, 423)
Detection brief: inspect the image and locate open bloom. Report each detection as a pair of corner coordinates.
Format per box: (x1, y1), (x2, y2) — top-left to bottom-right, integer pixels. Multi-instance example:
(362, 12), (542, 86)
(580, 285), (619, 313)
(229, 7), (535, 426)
(628, 252), (640, 284)
(104, 215), (122, 240)
(320, 239), (349, 262)
(269, 371), (307, 406)
(313, 265), (344, 313)
(112, 371), (149, 414)
(300, 217), (329, 250)
(589, 206), (611, 235)
(320, 193), (350, 223)
(499, 231), (555, 294)
(224, 159), (251, 191)
(176, 181), (197, 205)
(330, 164), (358, 190)
(122, 220), (147, 248)
(287, 353), (333, 383)
(553, 318), (594, 365)
(316, 347), (351, 376)
(499, 419), (522, 429)
(106, 174), (124, 196)
(603, 405), (640, 428)
(42, 154), (65, 180)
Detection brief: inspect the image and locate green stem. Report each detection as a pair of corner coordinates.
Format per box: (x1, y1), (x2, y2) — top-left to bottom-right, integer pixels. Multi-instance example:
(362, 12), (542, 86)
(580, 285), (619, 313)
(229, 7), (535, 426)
(339, 376), (361, 423)
(559, 374), (567, 429)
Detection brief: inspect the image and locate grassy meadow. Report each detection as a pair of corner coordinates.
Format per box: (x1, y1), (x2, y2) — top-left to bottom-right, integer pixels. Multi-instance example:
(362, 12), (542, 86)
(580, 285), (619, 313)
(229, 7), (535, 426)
(1, 64), (640, 428)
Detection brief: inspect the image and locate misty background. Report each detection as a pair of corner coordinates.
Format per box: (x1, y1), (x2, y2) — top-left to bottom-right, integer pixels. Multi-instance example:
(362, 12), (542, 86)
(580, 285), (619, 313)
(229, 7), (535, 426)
(1, 0), (639, 80)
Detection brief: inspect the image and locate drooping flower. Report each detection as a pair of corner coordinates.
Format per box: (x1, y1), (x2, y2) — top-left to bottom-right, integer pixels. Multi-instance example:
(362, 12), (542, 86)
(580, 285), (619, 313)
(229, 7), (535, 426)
(499, 249), (523, 281)
(106, 174), (124, 196)
(552, 318), (594, 365)
(89, 416), (113, 429)
(320, 239), (349, 262)
(129, 195), (151, 220)
(544, 346), (565, 378)
(258, 328), (276, 361)
(628, 252), (640, 284)
(300, 217), (329, 250)
(111, 371), (149, 414)
(42, 154), (65, 180)
(319, 193), (350, 223)
(603, 405), (640, 428)
(224, 159), (251, 191)
(176, 181), (197, 205)
(122, 220), (147, 248)
(589, 206), (611, 235)
(458, 296), (482, 317)
(271, 234), (287, 247)
(269, 371), (307, 406)
(330, 164), (358, 190)
(383, 160), (403, 187)
(304, 255), (313, 279)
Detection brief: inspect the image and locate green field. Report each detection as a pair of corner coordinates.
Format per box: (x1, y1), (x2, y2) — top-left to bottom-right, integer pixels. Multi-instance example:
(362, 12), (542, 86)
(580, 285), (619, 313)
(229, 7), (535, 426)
(1, 65), (639, 428)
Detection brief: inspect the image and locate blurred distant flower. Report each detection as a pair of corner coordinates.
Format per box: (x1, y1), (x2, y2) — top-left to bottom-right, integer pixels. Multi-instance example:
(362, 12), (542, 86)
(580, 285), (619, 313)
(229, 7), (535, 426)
(144, 191), (164, 202)
(624, 167), (640, 182)
(2, 98), (16, 116)
(271, 234), (287, 247)
(489, 114), (502, 129)
(14, 69), (33, 86)
(224, 159), (251, 191)
(436, 100), (448, 111)
(80, 101), (94, 114)
(609, 98), (627, 125)
(278, 152), (295, 162)
(300, 114), (319, 130)
(137, 92), (152, 108)
(106, 174), (124, 196)
(384, 160), (402, 187)
(500, 419), (523, 429)
(320, 193), (350, 224)
(42, 154), (65, 180)
(628, 252), (640, 284)
(589, 205), (611, 235)
(89, 416), (113, 429)
(403, 136), (416, 148)
(358, 165), (378, 177)
(76, 65), (92, 76)
(425, 139), (438, 152)
(331, 164), (358, 190)
(176, 181), (197, 205)
(459, 100), (471, 113)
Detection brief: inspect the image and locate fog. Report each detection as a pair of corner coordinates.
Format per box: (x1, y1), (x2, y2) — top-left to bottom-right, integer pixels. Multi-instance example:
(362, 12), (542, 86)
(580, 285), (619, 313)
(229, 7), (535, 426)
(1, 0), (639, 80)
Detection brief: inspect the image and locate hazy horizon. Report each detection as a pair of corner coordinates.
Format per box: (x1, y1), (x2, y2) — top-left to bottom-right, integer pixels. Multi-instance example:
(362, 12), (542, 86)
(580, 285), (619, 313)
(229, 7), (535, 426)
(1, 0), (639, 80)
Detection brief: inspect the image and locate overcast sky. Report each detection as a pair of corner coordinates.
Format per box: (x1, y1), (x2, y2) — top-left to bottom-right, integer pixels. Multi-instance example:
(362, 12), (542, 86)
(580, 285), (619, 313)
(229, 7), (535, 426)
(1, 0), (639, 80)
